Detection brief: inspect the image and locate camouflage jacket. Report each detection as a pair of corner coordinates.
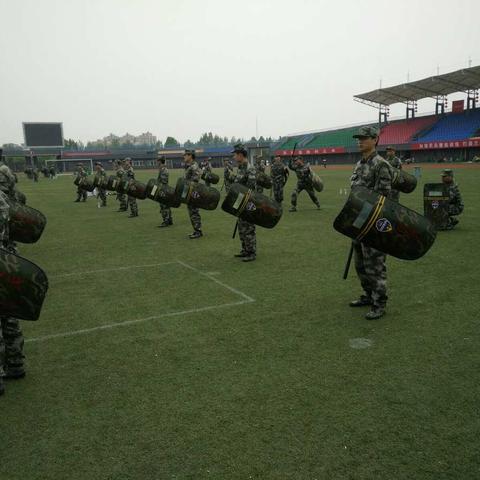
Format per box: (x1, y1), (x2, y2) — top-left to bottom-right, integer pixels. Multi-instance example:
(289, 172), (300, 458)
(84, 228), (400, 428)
(200, 160), (212, 174)
(116, 166), (125, 179)
(289, 159), (312, 184)
(95, 167), (107, 179)
(350, 151), (392, 197)
(446, 183), (464, 215)
(386, 155), (402, 170)
(76, 168), (87, 179)
(234, 162), (257, 190)
(157, 165), (169, 185)
(0, 163), (17, 199)
(271, 162), (288, 183)
(254, 158), (266, 174)
(0, 190), (9, 245)
(184, 161), (201, 182)
(125, 166), (135, 180)
(224, 162), (234, 183)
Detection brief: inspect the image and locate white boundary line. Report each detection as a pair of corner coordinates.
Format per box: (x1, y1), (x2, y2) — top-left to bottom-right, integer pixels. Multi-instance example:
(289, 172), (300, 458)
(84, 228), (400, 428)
(27, 260), (255, 343)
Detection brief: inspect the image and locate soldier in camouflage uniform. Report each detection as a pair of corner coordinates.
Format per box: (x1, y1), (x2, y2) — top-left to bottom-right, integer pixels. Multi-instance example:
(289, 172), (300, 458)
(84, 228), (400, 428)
(232, 144), (257, 262)
(184, 150), (203, 239)
(74, 164), (88, 202)
(254, 155), (266, 194)
(270, 155), (289, 204)
(124, 158), (138, 218)
(0, 162), (26, 395)
(157, 156), (173, 228)
(115, 160), (128, 212)
(223, 159), (234, 193)
(94, 162), (107, 207)
(349, 126), (393, 320)
(385, 146), (402, 202)
(200, 157), (213, 187)
(441, 169), (464, 230)
(288, 156), (320, 211)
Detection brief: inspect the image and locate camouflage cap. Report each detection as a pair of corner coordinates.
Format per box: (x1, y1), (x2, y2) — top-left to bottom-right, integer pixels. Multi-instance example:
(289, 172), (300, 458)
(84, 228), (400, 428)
(385, 145), (395, 150)
(95, 162), (102, 166)
(231, 143), (247, 155)
(353, 126), (379, 139)
(441, 168), (454, 176)
(184, 149), (195, 156)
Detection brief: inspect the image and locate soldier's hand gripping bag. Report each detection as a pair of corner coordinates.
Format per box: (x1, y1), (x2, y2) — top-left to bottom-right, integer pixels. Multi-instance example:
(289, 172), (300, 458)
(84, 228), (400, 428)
(221, 183), (282, 229)
(0, 248), (49, 320)
(424, 183), (449, 230)
(146, 179), (181, 208)
(333, 186), (436, 260)
(311, 172), (324, 192)
(8, 200), (47, 243)
(201, 171), (220, 185)
(391, 168), (417, 193)
(256, 172), (273, 189)
(174, 178), (220, 210)
(73, 175), (95, 192)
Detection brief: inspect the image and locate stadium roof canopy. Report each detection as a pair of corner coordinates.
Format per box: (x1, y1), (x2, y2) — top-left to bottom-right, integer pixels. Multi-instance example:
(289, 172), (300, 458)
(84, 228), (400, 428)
(354, 65), (480, 106)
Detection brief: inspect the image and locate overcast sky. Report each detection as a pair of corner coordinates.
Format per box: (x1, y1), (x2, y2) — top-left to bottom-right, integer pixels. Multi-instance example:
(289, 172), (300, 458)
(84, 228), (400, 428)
(0, 0), (479, 145)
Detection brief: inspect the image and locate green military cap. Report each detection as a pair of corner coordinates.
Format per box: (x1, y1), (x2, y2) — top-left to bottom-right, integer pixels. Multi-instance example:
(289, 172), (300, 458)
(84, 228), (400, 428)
(441, 168), (454, 176)
(385, 145), (395, 150)
(231, 143), (247, 155)
(353, 126), (379, 139)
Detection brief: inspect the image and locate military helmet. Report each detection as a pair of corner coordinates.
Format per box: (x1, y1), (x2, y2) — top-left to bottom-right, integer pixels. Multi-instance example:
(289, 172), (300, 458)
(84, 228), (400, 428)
(353, 126), (379, 139)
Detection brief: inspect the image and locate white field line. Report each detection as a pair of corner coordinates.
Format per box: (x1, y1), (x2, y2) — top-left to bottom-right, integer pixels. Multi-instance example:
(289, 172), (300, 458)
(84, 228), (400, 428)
(27, 260), (255, 342)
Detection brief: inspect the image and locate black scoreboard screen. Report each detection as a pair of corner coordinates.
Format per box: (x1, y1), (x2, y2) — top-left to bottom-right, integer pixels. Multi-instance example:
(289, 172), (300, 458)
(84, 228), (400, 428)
(23, 122), (64, 147)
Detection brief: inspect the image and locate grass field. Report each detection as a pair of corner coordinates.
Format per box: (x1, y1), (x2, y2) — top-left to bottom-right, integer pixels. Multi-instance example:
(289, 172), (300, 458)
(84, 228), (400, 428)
(1, 163), (480, 480)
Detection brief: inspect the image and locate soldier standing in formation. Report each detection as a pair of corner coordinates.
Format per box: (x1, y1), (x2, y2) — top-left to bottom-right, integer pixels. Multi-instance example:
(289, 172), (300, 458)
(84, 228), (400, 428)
(254, 154), (266, 194)
(94, 162), (107, 208)
(232, 144), (257, 262)
(288, 156), (320, 212)
(223, 158), (234, 193)
(124, 158), (138, 218)
(115, 160), (127, 212)
(385, 146), (402, 202)
(441, 168), (464, 230)
(183, 150), (203, 239)
(74, 163), (88, 202)
(200, 157), (213, 187)
(0, 162), (26, 396)
(157, 156), (173, 228)
(270, 155), (289, 204)
(349, 126), (393, 320)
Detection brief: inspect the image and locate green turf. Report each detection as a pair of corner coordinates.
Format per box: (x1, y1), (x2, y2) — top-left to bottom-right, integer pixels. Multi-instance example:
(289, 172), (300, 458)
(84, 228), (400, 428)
(1, 164), (479, 480)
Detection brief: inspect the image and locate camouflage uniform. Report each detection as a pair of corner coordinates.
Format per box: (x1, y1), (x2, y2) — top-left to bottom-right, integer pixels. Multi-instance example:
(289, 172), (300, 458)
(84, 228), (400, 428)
(75, 167), (88, 202)
(385, 150), (402, 203)
(350, 150), (393, 312)
(254, 157), (266, 194)
(185, 161), (202, 233)
(234, 162), (257, 257)
(115, 162), (127, 211)
(0, 166), (25, 388)
(270, 160), (289, 204)
(445, 183), (464, 229)
(288, 159), (320, 209)
(95, 166), (107, 207)
(200, 159), (213, 187)
(223, 161), (234, 193)
(157, 164), (172, 225)
(125, 164), (138, 217)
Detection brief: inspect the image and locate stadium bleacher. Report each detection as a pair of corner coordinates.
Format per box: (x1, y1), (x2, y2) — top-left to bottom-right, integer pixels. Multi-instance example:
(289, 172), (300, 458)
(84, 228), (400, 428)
(304, 127), (360, 149)
(378, 116), (437, 145)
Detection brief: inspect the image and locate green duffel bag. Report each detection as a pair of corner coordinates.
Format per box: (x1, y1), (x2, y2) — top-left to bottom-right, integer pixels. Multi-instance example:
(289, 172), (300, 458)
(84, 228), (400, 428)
(146, 179), (181, 208)
(391, 168), (417, 193)
(256, 172), (273, 189)
(222, 183), (282, 229)
(174, 178), (220, 210)
(8, 201), (47, 244)
(73, 175), (95, 192)
(201, 171), (220, 185)
(333, 186), (436, 260)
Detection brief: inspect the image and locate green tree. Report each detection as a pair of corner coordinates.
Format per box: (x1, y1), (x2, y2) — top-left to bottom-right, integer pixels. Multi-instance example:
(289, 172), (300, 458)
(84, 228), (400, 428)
(165, 136), (180, 147)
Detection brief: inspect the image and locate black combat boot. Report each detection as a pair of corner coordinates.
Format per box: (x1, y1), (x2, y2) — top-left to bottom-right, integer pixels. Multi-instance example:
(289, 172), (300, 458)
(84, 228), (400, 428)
(158, 222), (169, 228)
(5, 367), (26, 380)
(128, 213), (138, 218)
(0, 377), (4, 395)
(189, 230), (203, 239)
(365, 307), (386, 320)
(349, 295), (373, 307)
(234, 251), (247, 258)
(242, 253), (256, 262)
(289, 206), (297, 212)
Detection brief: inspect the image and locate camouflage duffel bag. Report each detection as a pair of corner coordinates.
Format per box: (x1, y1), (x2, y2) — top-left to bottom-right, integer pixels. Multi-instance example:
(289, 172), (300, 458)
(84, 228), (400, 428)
(311, 172), (324, 192)
(174, 178), (220, 210)
(114, 179), (147, 199)
(423, 183), (449, 230)
(8, 201), (47, 244)
(391, 168), (417, 194)
(222, 183), (282, 229)
(105, 175), (120, 191)
(92, 176), (108, 189)
(201, 171), (220, 185)
(146, 179), (181, 208)
(333, 186), (436, 260)
(256, 172), (273, 189)
(0, 249), (49, 320)
(73, 175), (95, 192)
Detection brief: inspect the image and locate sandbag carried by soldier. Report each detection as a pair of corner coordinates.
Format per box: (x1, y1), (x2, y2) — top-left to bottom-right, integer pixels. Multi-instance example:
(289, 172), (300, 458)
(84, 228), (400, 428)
(288, 156), (321, 211)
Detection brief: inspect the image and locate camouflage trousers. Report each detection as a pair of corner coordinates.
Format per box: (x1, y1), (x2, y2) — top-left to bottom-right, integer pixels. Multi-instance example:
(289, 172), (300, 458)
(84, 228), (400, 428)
(160, 203), (172, 223)
(272, 180), (284, 203)
(117, 193), (127, 210)
(188, 205), (202, 232)
(97, 188), (107, 207)
(291, 182), (319, 207)
(238, 218), (256, 255)
(128, 196), (138, 215)
(76, 188), (87, 202)
(353, 242), (388, 309)
(388, 190), (400, 203)
(0, 317), (25, 378)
